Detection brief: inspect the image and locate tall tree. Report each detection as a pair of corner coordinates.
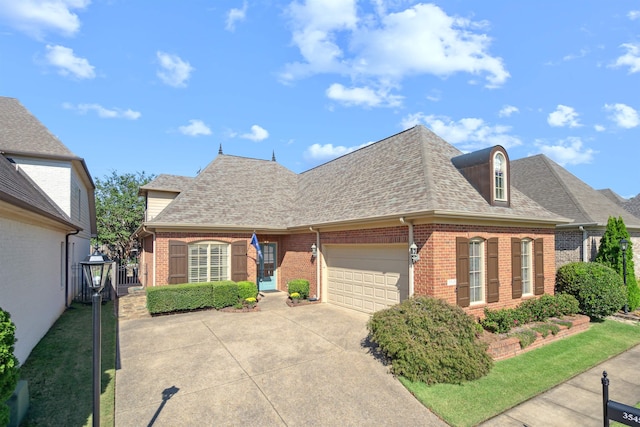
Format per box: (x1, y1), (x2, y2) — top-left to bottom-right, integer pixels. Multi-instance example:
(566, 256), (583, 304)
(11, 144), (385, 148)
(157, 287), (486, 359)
(595, 216), (640, 311)
(95, 171), (154, 263)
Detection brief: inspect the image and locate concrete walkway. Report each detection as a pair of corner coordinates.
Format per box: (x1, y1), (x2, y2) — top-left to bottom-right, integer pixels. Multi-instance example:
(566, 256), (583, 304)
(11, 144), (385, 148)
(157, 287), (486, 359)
(115, 291), (446, 426)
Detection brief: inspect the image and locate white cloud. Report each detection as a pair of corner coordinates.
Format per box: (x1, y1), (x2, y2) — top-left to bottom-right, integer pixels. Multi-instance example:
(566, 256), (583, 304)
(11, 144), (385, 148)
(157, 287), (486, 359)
(402, 113), (522, 150)
(303, 140), (371, 161)
(45, 44), (95, 79)
(326, 83), (402, 107)
(226, 1), (247, 31)
(498, 105), (519, 118)
(156, 51), (194, 88)
(282, 2), (509, 89)
(612, 43), (640, 73)
(0, 0), (89, 39)
(628, 10), (640, 20)
(605, 103), (639, 128)
(240, 125), (269, 141)
(536, 137), (596, 166)
(594, 124), (605, 132)
(63, 102), (141, 119)
(179, 119), (212, 136)
(547, 105), (581, 128)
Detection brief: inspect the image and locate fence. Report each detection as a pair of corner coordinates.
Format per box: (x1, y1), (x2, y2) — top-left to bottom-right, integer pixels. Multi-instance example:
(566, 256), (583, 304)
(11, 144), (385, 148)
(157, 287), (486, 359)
(72, 262), (141, 303)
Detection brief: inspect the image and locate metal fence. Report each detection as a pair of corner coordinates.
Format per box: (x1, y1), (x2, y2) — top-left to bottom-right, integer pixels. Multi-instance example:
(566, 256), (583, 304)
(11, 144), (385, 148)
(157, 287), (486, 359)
(72, 262), (140, 303)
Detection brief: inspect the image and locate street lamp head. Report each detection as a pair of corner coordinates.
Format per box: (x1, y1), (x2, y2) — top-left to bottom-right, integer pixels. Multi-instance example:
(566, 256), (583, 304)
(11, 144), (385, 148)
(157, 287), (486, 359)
(80, 247), (113, 292)
(620, 238), (629, 252)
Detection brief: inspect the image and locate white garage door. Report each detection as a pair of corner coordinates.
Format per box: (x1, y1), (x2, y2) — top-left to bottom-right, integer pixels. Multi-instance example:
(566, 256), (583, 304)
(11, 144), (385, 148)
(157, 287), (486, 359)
(325, 244), (409, 313)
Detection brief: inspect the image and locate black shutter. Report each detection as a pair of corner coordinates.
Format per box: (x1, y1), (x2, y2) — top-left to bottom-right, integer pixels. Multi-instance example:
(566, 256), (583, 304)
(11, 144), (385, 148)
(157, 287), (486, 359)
(231, 240), (248, 282)
(168, 240), (188, 284)
(534, 238), (545, 295)
(456, 237), (470, 307)
(487, 238), (499, 303)
(511, 238), (522, 299)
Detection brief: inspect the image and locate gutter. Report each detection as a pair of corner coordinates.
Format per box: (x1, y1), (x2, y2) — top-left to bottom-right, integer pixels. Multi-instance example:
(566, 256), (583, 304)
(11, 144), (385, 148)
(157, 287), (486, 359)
(144, 226), (156, 287)
(310, 227), (321, 300)
(400, 217), (415, 297)
(65, 229), (80, 308)
(579, 226), (588, 262)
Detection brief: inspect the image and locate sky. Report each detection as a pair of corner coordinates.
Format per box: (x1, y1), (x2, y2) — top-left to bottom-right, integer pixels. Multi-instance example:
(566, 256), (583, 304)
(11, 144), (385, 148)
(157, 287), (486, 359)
(1, 1), (639, 198)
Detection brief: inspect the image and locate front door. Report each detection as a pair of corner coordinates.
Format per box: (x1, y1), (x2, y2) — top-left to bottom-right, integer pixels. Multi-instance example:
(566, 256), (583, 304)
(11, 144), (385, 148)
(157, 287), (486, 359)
(259, 243), (277, 291)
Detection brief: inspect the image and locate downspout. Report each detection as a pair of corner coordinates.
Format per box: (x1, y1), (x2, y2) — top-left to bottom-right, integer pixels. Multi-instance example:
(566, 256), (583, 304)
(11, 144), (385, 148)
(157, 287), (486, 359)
(400, 217), (415, 297)
(65, 229), (80, 308)
(143, 226), (156, 287)
(310, 227), (320, 300)
(579, 226), (588, 262)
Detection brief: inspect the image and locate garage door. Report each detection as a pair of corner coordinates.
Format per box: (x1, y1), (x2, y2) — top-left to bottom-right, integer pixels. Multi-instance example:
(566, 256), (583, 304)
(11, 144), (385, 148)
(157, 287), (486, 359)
(325, 244), (409, 313)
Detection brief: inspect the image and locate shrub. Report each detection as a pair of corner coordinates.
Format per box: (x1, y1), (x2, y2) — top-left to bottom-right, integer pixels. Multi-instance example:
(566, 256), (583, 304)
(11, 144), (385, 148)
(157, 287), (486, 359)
(288, 279), (310, 299)
(556, 262), (627, 319)
(0, 307), (19, 427)
(237, 281), (258, 300)
(146, 283), (214, 314)
(368, 296), (492, 385)
(211, 281), (239, 309)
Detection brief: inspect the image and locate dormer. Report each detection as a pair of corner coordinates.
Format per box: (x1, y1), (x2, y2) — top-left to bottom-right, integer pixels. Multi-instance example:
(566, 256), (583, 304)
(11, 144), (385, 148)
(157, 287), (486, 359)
(451, 146), (510, 207)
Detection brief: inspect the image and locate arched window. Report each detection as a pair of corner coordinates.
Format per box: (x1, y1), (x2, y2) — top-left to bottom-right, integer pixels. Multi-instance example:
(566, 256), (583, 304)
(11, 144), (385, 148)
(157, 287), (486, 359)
(188, 241), (230, 282)
(494, 152), (507, 201)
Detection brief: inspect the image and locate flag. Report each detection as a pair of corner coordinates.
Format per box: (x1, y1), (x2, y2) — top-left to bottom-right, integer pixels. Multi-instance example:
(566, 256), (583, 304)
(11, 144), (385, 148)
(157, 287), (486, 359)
(251, 233), (262, 260)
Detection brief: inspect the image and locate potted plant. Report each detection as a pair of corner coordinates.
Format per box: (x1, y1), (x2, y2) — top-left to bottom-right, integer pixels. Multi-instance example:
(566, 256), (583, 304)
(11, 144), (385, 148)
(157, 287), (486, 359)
(290, 292), (301, 304)
(244, 297), (257, 309)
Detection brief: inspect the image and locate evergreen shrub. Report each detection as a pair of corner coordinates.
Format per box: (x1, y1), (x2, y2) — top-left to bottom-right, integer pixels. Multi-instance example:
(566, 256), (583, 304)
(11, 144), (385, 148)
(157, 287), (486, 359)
(288, 279), (310, 299)
(146, 282), (214, 314)
(237, 281), (258, 300)
(367, 296), (492, 385)
(556, 262), (626, 319)
(0, 307), (19, 427)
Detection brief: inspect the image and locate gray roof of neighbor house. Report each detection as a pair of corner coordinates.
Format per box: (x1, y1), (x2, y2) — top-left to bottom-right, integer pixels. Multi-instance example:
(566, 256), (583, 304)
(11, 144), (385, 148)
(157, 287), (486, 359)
(511, 154), (640, 228)
(598, 188), (626, 206)
(146, 126), (565, 230)
(0, 156), (80, 229)
(624, 194), (640, 219)
(138, 174), (194, 195)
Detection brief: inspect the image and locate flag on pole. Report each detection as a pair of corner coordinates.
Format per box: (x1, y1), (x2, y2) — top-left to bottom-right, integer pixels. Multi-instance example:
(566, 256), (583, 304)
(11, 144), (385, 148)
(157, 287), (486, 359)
(251, 233), (262, 260)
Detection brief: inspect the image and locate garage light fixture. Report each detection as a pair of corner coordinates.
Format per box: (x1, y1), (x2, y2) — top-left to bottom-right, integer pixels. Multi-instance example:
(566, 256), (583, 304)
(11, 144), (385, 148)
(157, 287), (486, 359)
(311, 243), (317, 257)
(410, 242), (419, 264)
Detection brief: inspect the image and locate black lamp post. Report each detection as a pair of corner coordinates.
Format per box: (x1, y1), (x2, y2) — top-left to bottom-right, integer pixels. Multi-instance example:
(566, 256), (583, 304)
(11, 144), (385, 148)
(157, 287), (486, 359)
(620, 238), (629, 314)
(80, 247), (113, 427)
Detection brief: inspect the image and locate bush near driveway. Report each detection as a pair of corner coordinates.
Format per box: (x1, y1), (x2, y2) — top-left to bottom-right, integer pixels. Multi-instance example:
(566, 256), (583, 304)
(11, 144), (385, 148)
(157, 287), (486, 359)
(368, 296), (492, 385)
(146, 280), (256, 314)
(0, 307), (19, 427)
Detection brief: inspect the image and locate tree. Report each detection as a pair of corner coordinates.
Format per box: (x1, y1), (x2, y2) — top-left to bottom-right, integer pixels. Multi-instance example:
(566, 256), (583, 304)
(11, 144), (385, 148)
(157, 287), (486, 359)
(95, 171), (154, 263)
(595, 216), (640, 311)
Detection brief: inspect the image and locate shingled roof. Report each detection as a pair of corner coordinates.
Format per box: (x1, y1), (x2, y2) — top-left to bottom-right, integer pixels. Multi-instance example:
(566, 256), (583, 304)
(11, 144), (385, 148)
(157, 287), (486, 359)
(598, 188), (626, 206)
(146, 126), (565, 230)
(624, 194), (640, 219)
(511, 154), (640, 228)
(0, 156), (80, 229)
(139, 174), (194, 195)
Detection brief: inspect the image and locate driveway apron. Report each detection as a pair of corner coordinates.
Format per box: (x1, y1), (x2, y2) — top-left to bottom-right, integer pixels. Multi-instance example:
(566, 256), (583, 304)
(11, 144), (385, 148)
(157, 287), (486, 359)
(115, 292), (446, 426)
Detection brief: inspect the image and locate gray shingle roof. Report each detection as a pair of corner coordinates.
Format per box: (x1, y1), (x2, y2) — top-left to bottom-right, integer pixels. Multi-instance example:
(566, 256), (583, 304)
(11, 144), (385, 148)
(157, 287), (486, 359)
(598, 188), (626, 206)
(624, 194), (640, 219)
(139, 174), (194, 195)
(148, 126), (564, 230)
(511, 154), (640, 228)
(0, 156), (80, 229)
(0, 97), (78, 158)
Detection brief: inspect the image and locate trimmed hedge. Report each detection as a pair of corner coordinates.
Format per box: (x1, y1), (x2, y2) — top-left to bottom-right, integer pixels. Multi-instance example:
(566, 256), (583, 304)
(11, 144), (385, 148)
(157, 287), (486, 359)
(146, 280), (242, 314)
(237, 281), (258, 300)
(288, 279), (310, 299)
(211, 281), (238, 309)
(556, 262), (626, 320)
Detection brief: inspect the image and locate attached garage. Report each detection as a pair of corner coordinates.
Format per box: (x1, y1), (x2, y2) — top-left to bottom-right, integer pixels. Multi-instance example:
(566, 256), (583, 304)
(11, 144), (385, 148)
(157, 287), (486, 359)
(324, 244), (409, 313)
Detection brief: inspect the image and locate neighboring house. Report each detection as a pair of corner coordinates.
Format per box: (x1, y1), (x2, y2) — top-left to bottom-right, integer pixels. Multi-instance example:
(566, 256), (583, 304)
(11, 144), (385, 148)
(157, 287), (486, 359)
(511, 154), (640, 278)
(624, 194), (640, 222)
(598, 188), (627, 206)
(135, 125), (568, 317)
(0, 97), (96, 363)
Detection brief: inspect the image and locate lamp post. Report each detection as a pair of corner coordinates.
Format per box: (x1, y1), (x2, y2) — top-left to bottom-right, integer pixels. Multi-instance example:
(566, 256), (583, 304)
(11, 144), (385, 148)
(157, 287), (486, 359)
(80, 247), (113, 427)
(620, 238), (628, 314)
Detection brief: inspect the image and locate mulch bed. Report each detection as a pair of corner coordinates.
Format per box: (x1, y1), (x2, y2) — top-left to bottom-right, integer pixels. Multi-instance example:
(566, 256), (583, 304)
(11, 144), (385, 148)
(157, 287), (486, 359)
(286, 298), (321, 307)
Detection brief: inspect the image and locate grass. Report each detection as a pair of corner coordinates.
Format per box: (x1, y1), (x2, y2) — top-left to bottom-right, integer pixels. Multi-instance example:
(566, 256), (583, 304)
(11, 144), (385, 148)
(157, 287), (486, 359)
(401, 320), (640, 427)
(18, 301), (117, 427)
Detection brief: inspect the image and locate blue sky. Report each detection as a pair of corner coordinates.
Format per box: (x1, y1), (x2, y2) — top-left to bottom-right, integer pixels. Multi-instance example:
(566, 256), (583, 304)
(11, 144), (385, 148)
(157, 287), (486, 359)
(1, 1), (639, 198)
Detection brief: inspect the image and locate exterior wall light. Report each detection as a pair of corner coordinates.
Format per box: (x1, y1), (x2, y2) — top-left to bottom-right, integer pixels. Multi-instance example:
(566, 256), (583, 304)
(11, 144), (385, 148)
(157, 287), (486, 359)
(311, 243), (317, 257)
(410, 242), (420, 264)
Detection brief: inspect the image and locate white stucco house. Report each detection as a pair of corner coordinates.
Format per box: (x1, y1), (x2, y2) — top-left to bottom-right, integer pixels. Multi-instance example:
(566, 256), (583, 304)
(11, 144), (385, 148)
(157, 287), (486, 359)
(0, 97), (96, 363)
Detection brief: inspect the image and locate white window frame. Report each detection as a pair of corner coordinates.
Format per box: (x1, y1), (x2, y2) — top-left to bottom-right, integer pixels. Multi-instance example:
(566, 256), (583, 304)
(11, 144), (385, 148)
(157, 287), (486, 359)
(188, 241), (230, 283)
(493, 152), (507, 201)
(521, 238), (533, 295)
(469, 238), (485, 304)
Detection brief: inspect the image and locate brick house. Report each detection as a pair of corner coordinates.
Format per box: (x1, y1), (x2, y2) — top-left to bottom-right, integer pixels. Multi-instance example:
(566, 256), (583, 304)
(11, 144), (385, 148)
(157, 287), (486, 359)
(511, 154), (640, 278)
(135, 125), (567, 317)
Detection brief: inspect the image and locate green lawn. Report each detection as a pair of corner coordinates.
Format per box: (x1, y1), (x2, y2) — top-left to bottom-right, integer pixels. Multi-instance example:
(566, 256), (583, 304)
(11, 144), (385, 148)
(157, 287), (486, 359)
(402, 320), (640, 427)
(18, 301), (117, 427)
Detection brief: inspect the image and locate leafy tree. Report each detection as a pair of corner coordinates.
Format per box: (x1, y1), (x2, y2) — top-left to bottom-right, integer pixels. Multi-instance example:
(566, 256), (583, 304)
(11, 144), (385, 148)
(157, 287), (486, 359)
(95, 171), (154, 263)
(595, 216), (640, 311)
(0, 307), (19, 427)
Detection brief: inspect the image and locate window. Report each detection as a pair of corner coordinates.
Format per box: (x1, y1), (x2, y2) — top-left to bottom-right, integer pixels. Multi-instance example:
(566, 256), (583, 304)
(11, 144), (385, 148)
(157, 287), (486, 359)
(188, 242), (229, 282)
(494, 152), (506, 201)
(469, 239), (485, 304)
(521, 239), (533, 295)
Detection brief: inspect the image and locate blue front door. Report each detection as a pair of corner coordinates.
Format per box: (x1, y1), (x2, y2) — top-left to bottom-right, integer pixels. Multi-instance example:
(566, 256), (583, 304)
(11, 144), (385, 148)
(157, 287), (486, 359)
(259, 243), (277, 291)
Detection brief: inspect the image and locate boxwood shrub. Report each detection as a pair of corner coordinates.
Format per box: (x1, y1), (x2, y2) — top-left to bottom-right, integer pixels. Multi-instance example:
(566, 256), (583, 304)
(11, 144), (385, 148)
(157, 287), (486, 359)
(211, 281), (239, 309)
(237, 281), (258, 300)
(368, 296), (492, 385)
(288, 279), (310, 299)
(146, 282), (214, 314)
(556, 262), (626, 320)
(0, 307), (19, 427)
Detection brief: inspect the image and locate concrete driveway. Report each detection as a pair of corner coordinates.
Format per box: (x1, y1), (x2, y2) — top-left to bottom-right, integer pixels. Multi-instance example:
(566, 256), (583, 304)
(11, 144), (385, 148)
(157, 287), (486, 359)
(115, 291), (446, 426)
